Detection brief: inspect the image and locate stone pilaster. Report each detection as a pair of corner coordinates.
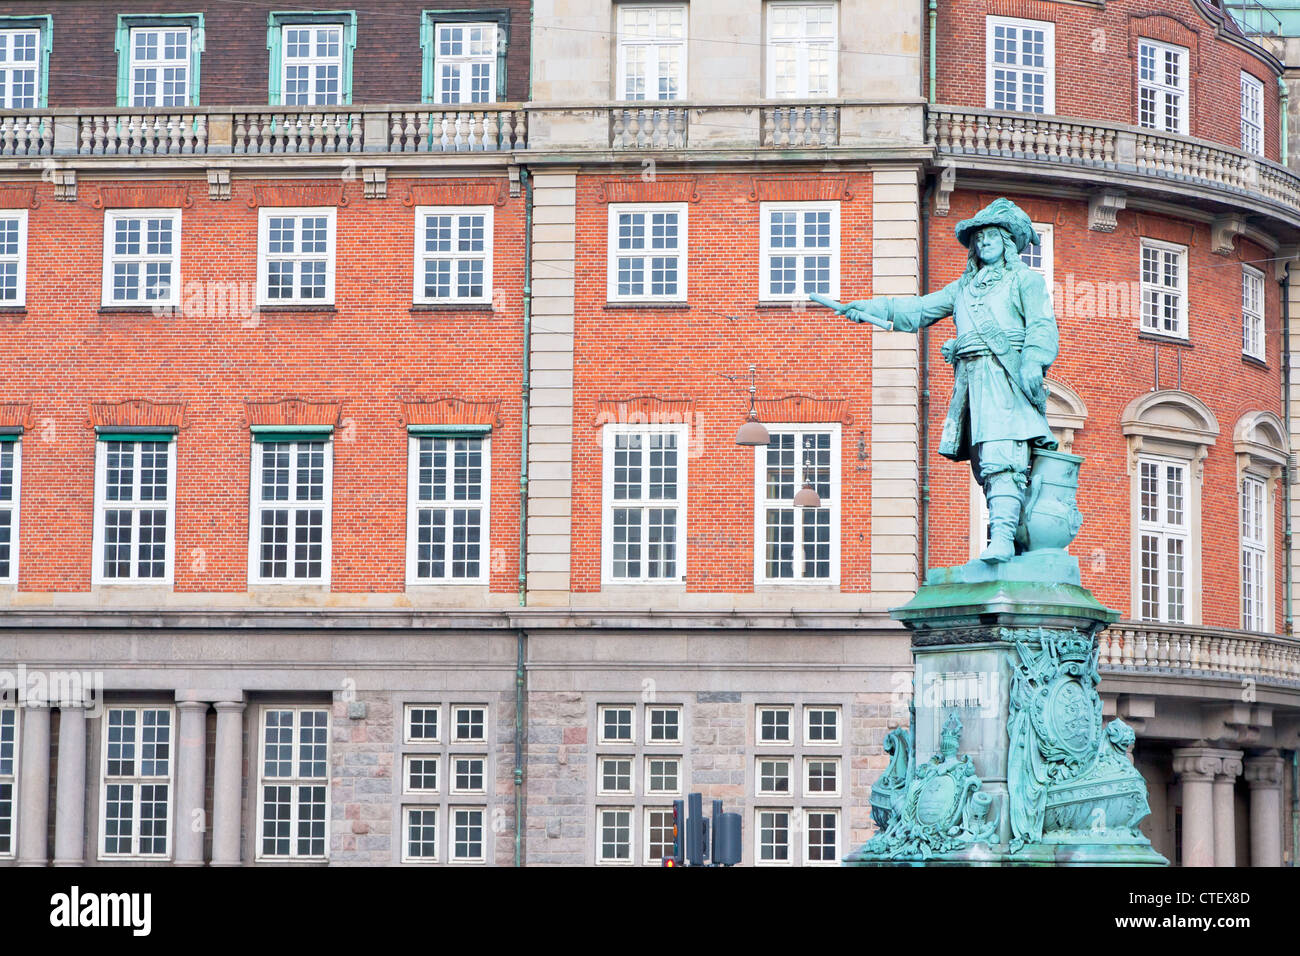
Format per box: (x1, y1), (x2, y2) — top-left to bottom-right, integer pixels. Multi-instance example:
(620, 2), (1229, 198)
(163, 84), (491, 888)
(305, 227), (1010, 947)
(1244, 752), (1286, 867)
(211, 700), (244, 866)
(16, 707), (50, 865)
(1172, 747), (1222, 868)
(52, 706), (86, 866)
(174, 700), (209, 865)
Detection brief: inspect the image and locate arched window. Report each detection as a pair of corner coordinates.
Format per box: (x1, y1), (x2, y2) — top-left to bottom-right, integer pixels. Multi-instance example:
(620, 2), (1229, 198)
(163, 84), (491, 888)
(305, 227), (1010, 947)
(1233, 410), (1287, 633)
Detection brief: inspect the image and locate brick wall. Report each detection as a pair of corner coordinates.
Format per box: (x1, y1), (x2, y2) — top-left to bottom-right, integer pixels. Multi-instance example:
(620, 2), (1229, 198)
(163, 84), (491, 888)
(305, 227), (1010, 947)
(926, 189), (1285, 629)
(933, 0), (1283, 163)
(569, 170), (876, 594)
(0, 0), (532, 105)
(3, 177), (525, 593)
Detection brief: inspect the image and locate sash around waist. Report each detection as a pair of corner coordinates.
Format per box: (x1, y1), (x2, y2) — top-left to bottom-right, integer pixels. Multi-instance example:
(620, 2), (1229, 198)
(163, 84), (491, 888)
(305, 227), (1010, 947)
(955, 328), (1026, 358)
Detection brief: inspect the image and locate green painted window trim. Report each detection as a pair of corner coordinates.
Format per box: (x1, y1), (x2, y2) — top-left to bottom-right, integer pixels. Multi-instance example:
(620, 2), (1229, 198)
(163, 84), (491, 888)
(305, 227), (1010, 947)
(407, 423), (492, 436)
(95, 431), (176, 443)
(0, 15), (53, 108)
(114, 13), (206, 108)
(420, 9), (510, 104)
(267, 10), (357, 106)
(0, 431), (21, 443)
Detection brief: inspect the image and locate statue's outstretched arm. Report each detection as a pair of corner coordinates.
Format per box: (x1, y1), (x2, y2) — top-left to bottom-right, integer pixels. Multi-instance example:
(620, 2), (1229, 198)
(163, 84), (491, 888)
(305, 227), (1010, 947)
(813, 282), (958, 333)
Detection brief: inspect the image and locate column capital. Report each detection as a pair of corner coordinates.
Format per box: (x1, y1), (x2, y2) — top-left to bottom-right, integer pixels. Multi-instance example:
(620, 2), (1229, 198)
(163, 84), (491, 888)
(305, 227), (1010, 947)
(1172, 747), (1224, 782)
(213, 700), (246, 714)
(1217, 751), (1245, 781)
(1244, 753), (1286, 789)
(176, 700), (210, 714)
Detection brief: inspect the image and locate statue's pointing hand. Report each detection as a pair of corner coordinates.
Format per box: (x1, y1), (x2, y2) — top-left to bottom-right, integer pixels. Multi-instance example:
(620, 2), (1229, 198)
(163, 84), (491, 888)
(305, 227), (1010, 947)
(837, 299), (892, 330)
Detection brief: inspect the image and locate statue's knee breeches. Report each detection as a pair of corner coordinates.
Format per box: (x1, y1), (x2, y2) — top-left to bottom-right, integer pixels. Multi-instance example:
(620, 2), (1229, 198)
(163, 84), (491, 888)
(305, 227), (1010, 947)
(972, 439), (1029, 494)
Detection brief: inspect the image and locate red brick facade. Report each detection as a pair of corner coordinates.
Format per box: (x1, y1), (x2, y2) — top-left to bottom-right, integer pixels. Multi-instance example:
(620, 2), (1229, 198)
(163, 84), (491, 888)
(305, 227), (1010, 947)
(933, 0), (1284, 163)
(4, 176), (525, 593)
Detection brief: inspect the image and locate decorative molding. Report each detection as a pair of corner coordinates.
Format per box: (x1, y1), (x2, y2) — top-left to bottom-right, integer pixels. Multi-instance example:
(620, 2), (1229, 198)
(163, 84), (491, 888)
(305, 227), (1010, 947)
(1243, 754), (1286, 789)
(400, 179), (507, 208)
(1044, 378), (1088, 453)
(244, 398), (341, 428)
(747, 177), (851, 203)
(1087, 189), (1126, 233)
(399, 398), (503, 428)
(52, 169), (76, 202)
(1210, 213), (1247, 256)
(0, 185), (38, 210)
(934, 163), (956, 217)
(246, 184), (348, 208)
(594, 179), (700, 204)
(1120, 389), (1218, 476)
(93, 184), (193, 210)
(206, 168), (231, 201)
(0, 402), (32, 430)
(1233, 409), (1288, 478)
(508, 165), (521, 198)
(754, 395), (852, 425)
(593, 396), (694, 426)
(362, 167), (387, 200)
(1133, 213), (1197, 247)
(89, 399), (186, 430)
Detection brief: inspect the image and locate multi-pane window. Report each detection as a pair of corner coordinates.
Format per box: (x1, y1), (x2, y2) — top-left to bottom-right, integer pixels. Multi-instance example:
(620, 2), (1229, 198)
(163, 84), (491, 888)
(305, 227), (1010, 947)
(0, 28), (40, 109)
(603, 425), (687, 583)
(645, 807), (674, 864)
(766, 3), (837, 98)
(1140, 240), (1187, 338)
(804, 706), (840, 744)
(1241, 72), (1264, 156)
(758, 429), (838, 582)
(128, 27), (190, 107)
(758, 706), (793, 744)
(0, 210), (27, 305)
(986, 17), (1053, 114)
(0, 708), (16, 857)
(407, 435), (488, 584)
(599, 705), (634, 744)
(607, 204), (687, 302)
(616, 5), (686, 101)
(414, 206), (492, 304)
(0, 440), (19, 584)
(805, 757), (840, 796)
(100, 707), (172, 859)
(1138, 457), (1189, 624)
(599, 757), (634, 795)
(1138, 39), (1189, 135)
(596, 702), (684, 865)
(405, 704), (441, 743)
(452, 806), (485, 862)
(258, 707), (329, 860)
(435, 23), (496, 104)
(453, 705), (487, 743)
(757, 756), (792, 795)
(403, 806), (438, 862)
(761, 202), (839, 301)
(1020, 222), (1054, 299)
(805, 809), (839, 864)
(646, 756), (679, 794)
(282, 24), (343, 105)
(94, 440), (174, 584)
(404, 755), (439, 793)
(251, 439), (331, 584)
(102, 210), (181, 308)
(452, 755), (486, 794)
(258, 208), (335, 305)
(646, 706), (681, 744)
(1242, 265), (1265, 361)
(1241, 475), (1268, 632)
(598, 807), (634, 863)
(757, 808), (792, 864)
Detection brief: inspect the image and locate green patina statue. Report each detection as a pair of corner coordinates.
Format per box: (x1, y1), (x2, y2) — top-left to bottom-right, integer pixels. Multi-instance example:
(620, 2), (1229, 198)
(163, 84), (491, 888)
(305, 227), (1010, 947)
(815, 197), (1058, 563)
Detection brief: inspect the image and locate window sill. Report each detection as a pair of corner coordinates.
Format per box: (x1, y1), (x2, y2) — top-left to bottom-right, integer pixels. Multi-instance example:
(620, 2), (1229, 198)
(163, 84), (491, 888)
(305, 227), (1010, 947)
(1242, 354), (1268, 370)
(755, 300), (821, 310)
(603, 301), (691, 310)
(1138, 331), (1191, 348)
(255, 305), (337, 314)
(0, 305), (26, 315)
(410, 303), (496, 313)
(98, 305), (179, 315)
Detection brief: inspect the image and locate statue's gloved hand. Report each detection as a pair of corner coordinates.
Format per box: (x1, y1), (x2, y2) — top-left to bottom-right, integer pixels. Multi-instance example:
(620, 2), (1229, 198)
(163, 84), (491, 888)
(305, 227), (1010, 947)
(838, 299), (891, 328)
(1020, 362), (1045, 406)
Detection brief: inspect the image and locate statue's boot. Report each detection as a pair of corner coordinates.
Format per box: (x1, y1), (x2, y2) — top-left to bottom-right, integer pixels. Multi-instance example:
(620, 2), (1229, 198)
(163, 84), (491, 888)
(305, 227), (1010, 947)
(979, 476), (1022, 563)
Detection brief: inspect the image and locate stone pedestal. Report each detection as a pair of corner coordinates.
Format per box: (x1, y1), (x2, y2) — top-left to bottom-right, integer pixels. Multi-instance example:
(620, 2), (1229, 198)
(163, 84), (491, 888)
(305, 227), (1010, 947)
(846, 551), (1167, 866)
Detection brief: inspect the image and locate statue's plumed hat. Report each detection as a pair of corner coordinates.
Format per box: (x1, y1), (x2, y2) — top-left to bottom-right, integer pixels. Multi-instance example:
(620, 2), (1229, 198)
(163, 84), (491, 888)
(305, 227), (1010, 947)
(954, 197), (1040, 253)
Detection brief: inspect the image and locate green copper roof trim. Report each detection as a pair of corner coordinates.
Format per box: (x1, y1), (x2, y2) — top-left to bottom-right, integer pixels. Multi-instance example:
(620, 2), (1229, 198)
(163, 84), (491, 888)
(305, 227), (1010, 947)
(267, 10), (357, 106)
(0, 15), (52, 108)
(115, 13), (206, 108)
(407, 423), (491, 435)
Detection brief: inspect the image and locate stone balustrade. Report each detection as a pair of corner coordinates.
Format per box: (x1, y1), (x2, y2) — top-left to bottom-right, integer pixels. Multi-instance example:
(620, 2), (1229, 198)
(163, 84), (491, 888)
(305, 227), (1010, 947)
(762, 105), (839, 148)
(1099, 622), (1300, 687)
(610, 106), (688, 149)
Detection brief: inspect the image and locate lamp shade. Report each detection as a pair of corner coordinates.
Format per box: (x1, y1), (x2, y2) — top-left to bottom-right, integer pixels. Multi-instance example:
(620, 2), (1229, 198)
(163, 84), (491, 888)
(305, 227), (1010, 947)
(735, 417), (770, 446)
(793, 482), (822, 508)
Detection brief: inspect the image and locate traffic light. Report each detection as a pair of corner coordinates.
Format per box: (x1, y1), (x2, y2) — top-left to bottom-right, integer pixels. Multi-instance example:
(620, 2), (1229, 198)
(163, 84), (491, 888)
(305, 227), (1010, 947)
(663, 799), (684, 867)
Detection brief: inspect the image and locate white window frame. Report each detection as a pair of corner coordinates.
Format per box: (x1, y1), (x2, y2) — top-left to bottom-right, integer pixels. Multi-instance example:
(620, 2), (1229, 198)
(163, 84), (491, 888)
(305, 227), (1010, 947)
(755, 807), (793, 866)
(247, 437), (334, 586)
(0, 209), (27, 307)
(1241, 473), (1270, 633)
(403, 754), (440, 794)
(601, 422), (689, 585)
(434, 22), (497, 105)
(280, 22), (345, 106)
(405, 434), (491, 585)
(1021, 221), (1053, 296)
(598, 704), (636, 745)
(754, 424), (841, 586)
(0, 706), (18, 859)
(597, 755), (635, 796)
(759, 201), (840, 302)
(757, 705), (793, 745)
(615, 4), (687, 102)
(643, 805), (675, 865)
(606, 203), (688, 303)
(645, 705), (682, 745)
(255, 705), (330, 862)
(1243, 264), (1265, 361)
(645, 755), (680, 795)
(803, 755), (841, 797)
(452, 704), (488, 743)
(1241, 71), (1265, 156)
(128, 25), (191, 108)
(404, 703), (441, 744)
(0, 27), (42, 109)
(757, 756), (793, 796)
(597, 806), (635, 864)
(450, 754), (488, 795)
(450, 805), (486, 863)
(985, 16), (1055, 114)
(98, 705), (174, 861)
(1139, 238), (1188, 339)
(401, 805), (439, 863)
(413, 205), (493, 305)
(803, 807), (839, 865)
(765, 2), (838, 99)
(1137, 38), (1189, 135)
(803, 704), (841, 745)
(92, 438), (176, 586)
(101, 208), (182, 308)
(0, 439), (20, 585)
(1137, 455), (1190, 625)
(256, 206), (336, 306)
